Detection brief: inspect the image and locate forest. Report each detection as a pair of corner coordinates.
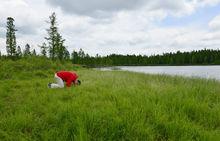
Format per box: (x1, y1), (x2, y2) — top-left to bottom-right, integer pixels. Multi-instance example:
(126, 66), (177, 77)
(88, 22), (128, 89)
(72, 49), (220, 66)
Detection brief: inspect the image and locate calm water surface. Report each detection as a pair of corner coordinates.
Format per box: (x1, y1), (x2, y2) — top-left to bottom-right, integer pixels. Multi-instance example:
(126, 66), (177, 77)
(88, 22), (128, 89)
(100, 66), (220, 80)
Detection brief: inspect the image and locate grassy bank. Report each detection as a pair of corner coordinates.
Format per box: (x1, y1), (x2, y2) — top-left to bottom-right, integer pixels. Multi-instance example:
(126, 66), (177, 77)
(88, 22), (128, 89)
(0, 58), (220, 141)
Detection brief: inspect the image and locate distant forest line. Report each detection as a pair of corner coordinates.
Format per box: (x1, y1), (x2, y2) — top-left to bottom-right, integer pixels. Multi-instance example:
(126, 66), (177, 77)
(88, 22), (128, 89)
(1, 13), (220, 66)
(72, 48), (220, 66)
(1, 48), (220, 66)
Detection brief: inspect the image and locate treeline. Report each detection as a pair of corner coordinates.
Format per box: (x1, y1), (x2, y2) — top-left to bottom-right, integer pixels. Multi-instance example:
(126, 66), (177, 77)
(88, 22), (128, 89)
(1, 13), (220, 66)
(1, 12), (70, 60)
(72, 49), (220, 66)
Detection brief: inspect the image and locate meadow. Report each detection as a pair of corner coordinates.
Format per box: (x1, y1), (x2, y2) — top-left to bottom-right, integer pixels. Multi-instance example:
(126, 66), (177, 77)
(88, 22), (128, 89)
(0, 58), (220, 141)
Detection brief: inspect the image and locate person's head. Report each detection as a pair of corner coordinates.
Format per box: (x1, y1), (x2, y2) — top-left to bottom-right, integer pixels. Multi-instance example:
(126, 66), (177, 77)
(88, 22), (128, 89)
(73, 79), (81, 85)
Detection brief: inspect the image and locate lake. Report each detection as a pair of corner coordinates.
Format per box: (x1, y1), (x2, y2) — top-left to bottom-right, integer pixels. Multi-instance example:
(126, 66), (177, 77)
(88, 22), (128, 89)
(99, 66), (220, 80)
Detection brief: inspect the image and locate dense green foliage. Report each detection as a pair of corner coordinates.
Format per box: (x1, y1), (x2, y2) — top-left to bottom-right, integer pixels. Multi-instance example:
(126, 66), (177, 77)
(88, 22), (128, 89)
(16, 46), (22, 57)
(44, 12), (69, 60)
(24, 44), (31, 57)
(72, 48), (220, 66)
(0, 58), (220, 141)
(6, 17), (17, 57)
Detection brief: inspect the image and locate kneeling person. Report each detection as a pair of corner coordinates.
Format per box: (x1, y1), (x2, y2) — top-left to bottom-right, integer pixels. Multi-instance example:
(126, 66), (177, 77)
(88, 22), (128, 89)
(48, 71), (81, 88)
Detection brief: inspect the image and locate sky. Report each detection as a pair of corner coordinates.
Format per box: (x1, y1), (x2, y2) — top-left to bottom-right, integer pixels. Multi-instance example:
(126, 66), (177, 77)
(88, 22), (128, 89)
(0, 0), (220, 56)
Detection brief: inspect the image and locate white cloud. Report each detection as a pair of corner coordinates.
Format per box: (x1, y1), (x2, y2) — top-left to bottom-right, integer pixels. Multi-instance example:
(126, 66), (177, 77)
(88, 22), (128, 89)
(47, 0), (146, 16)
(46, 0), (198, 18)
(198, 0), (220, 6)
(209, 15), (220, 30)
(46, 0), (220, 18)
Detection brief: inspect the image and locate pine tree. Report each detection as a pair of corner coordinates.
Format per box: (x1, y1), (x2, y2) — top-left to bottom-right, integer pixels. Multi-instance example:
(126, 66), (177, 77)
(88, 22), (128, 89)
(79, 48), (85, 58)
(71, 50), (79, 64)
(24, 44), (31, 56)
(64, 49), (70, 60)
(39, 42), (47, 56)
(45, 12), (57, 60)
(16, 46), (22, 57)
(6, 17), (17, 57)
(32, 49), (37, 56)
(55, 33), (65, 60)
(45, 12), (67, 60)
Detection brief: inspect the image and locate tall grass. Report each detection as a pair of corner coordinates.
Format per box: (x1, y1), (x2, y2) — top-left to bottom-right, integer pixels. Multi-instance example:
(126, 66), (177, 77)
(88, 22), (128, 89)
(0, 58), (219, 141)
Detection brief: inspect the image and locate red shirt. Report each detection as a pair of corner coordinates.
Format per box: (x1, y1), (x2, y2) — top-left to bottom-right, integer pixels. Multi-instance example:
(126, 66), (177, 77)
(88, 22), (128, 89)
(56, 71), (78, 87)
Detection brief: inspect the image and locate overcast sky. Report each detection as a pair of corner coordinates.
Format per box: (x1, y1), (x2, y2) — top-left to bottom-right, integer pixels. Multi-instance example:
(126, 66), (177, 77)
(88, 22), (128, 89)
(0, 0), (220, 56)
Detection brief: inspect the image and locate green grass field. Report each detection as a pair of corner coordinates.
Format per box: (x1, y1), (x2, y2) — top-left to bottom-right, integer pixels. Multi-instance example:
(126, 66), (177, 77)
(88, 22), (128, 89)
(0, 58), (220, 141)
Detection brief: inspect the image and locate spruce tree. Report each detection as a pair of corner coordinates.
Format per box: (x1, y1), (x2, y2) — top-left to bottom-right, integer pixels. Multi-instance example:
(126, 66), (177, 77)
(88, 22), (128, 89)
(6, 17), (17, 57)
(45, 12), (67, 60)
(39, 42), (47, 56)
(24, 44), (31, 56)
(64, 49), (70, 60)
(55, 33), (66, 60)
(32, 49), (37, 56)
(45, 12), (57, 60)
(71, 50), (79, 64)
(45, 13), (57, 59)
(16, 46), (22, 57)
(79, 48), (85, 58)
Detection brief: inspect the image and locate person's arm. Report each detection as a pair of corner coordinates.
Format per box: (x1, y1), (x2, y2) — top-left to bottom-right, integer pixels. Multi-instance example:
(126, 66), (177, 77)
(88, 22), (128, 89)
(66, 79), (72, 87)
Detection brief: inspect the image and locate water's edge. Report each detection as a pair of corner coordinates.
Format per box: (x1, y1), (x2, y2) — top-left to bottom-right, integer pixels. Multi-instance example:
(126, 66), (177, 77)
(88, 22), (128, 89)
(96, 66), (220, 81)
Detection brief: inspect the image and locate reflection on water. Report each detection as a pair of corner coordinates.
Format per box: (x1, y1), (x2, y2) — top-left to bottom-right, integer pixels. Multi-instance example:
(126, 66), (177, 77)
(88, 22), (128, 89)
(98, 66), (220, 80)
